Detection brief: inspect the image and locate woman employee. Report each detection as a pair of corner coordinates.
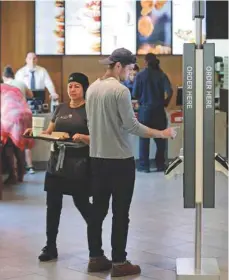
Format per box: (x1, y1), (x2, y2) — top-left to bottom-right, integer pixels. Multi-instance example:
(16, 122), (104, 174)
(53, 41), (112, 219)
(24, 73), (92, 262)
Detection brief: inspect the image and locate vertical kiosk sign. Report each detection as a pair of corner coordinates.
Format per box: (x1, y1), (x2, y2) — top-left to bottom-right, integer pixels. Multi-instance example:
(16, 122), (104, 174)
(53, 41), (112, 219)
(203, 44), (215, 208)
(176, 2), (220, 279)
(183, 44), (196, 209)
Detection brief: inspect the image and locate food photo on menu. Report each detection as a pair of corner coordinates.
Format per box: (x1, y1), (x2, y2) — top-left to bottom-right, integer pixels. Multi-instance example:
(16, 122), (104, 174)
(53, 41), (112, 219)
(54, 0), (65, 54)
(101, 0), (136, 55)
(136, 0), (172, 55)
(172, 0), (206, 54)
(55, 0), (64, 8)
(65, 0), (101, 55)
(35, 0), (65, 55)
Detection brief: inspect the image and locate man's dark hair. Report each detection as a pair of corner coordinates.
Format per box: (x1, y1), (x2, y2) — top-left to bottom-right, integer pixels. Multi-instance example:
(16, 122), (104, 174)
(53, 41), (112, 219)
(108, 62), (130, 69)
(3, 65), (15, 79)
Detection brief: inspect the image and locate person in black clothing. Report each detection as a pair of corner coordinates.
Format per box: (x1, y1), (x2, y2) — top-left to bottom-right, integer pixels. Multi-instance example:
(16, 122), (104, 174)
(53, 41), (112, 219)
(132, 53), (173, 172)
(24, 73), (93, 262)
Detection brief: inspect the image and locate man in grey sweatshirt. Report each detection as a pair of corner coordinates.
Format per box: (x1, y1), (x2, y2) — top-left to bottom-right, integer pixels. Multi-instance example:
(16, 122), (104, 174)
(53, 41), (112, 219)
(86, 48), (176, 277)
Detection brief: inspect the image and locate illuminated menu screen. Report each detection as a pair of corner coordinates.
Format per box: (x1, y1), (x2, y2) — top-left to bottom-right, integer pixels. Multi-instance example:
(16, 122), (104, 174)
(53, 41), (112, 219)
(172, 0), (206, 55)
(136, 0), (172, 55)
(35, 0), (65, 55)
(101, 0), (136, 55)
(65, 0), (101, 55)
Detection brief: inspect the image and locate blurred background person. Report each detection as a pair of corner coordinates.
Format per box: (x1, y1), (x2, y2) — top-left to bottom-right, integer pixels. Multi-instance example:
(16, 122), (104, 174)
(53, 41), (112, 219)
(0, 83), (34, 184)
(15, 52), (59, 101)
(15, 52), (59, 174)
(132, 53), (173, 172)
(2, 65), (33, 99)
(122, 64), (140, 98)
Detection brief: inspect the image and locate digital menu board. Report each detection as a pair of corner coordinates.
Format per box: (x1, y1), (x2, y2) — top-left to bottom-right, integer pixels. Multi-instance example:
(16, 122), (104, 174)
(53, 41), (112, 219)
(65, 0), (101, 55)
(172, 0), (206, 55)
(136, 0), (172, 55)
(35, 0), (65, 55)
(101, 0), (136, 55)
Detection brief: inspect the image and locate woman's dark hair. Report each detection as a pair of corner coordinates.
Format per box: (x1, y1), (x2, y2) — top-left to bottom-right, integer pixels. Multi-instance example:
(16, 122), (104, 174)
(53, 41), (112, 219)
(145, 53), (160, 70)
(3, 65), (15, 79)
(133, 64), (140, 72)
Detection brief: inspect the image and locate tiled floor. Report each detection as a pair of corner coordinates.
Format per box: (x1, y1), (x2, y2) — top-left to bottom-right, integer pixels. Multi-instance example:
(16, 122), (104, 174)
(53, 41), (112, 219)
(0, 171), (228, 280)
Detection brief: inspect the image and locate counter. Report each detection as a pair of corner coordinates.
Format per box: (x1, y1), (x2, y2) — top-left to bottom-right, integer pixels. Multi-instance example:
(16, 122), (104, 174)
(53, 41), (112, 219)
(167, 110), (227, 159)
(31, 113), (52, 169)
(31, 111), (227, 170)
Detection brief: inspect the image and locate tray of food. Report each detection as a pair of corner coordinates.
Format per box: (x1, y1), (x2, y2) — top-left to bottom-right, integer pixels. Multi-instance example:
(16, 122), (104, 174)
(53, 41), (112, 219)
(23, 132), (72, 142)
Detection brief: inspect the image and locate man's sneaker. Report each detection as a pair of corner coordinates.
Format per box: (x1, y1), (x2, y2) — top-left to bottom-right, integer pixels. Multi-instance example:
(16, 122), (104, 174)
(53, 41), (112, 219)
(38, 246), (58, 262)
(88, 256), (112, 272)
(28, 167), (35, 174)
(111, 261), (141, 277)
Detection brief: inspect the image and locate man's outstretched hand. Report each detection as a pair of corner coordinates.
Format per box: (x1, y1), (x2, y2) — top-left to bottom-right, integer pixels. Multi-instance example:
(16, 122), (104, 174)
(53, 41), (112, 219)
(161, 127), (178, 139)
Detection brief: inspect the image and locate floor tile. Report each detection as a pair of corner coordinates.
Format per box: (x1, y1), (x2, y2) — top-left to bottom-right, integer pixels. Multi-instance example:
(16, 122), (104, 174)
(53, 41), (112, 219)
(5, 275), (48, 280)
(0, 171), (227, 280)
(0, 264), (33, 279)
(220, 271), (229, 280)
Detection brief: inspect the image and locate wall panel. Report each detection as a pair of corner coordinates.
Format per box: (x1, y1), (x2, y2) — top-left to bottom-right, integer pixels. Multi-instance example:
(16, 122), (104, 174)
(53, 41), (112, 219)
(1, 1), (182, 107)
(62, 55), (182, 108)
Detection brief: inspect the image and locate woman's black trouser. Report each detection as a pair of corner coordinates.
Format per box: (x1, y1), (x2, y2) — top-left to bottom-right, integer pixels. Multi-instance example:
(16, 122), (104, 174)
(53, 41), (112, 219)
(138, 105), (167, 170)
(45, 173), (91, 248)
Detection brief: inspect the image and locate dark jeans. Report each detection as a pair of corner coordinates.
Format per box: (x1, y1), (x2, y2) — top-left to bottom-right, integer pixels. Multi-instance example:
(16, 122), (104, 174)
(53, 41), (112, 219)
(46, 189), (91, 247)
(138, 106), (167, 170)
(88, 157), (135, 263)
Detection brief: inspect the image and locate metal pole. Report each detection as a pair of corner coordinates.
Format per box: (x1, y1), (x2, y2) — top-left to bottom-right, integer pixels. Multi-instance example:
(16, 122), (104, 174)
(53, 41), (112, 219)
(195, 18), (202, 49)
(194, 1), (203, 272)
(195, 203), (202, 271)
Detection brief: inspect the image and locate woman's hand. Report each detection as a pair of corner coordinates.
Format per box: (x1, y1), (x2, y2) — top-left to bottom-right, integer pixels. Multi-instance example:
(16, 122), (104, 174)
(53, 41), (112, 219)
(23, 128), (32, 136)
(41, 130), (51, 135)
(72, 133), (83, 142)
(72, 133), (90, 145)
(161, 127), (178, 139)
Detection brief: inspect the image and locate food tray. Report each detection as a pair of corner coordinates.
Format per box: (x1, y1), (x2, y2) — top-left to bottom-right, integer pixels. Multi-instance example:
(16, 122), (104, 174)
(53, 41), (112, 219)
(23, 135), (72, 142)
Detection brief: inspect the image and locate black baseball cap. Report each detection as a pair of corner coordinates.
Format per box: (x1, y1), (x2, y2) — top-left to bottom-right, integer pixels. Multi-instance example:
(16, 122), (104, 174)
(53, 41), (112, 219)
(99, 48), (136, 65)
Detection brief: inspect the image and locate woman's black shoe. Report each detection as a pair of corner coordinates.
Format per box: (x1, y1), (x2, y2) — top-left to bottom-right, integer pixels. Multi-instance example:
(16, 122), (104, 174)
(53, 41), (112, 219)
(38, 246), (58, 262)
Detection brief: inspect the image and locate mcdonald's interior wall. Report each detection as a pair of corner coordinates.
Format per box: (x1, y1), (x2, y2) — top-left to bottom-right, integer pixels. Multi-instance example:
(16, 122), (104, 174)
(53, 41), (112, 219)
(0, 2), (228, 106)
(0, 1), (183, 107)
(1, 1), (227, 165)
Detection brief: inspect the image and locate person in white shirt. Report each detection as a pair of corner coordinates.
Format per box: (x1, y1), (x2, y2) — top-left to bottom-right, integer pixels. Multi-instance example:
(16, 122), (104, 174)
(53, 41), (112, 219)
(15, 52), (59, 174)
(2, 65), (33, 99)
(15, 52), (59, 101)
